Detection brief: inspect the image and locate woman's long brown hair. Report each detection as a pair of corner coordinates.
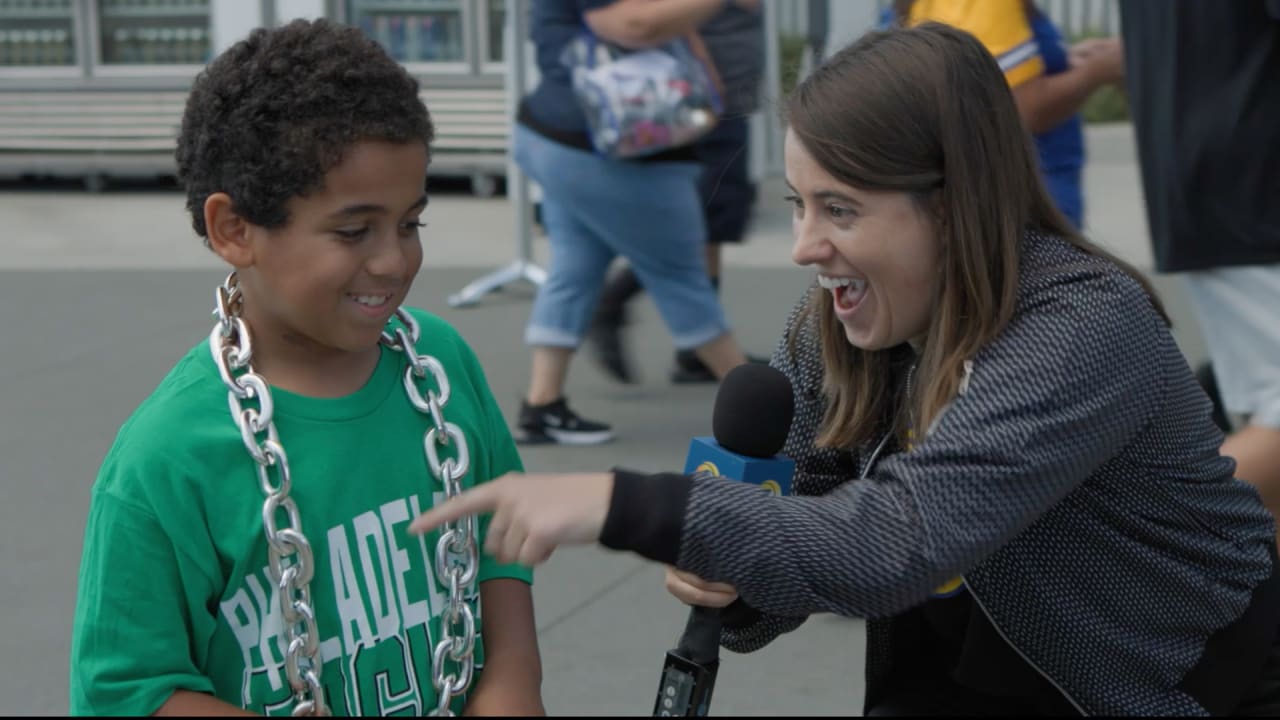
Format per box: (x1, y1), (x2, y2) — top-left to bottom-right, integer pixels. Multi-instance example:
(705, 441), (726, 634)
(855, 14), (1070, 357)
(785, 22), (1165, 449)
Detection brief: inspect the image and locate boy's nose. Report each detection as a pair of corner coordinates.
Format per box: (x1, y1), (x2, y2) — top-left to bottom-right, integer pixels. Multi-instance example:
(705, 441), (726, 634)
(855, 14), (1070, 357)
(367, 236), (409, 278)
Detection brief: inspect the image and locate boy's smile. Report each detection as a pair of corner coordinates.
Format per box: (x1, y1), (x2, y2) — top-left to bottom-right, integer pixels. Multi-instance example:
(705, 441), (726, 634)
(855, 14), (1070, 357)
(209, 138), (430, 395)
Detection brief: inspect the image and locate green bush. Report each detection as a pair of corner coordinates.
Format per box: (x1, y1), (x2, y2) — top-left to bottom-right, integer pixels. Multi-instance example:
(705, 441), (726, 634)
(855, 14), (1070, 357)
(779, 34), (807, 99)
(1081, 83), (1129, 124)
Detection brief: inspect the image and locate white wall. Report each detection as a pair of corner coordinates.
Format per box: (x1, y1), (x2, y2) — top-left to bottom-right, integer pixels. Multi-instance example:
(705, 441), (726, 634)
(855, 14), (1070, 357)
(824, 0), (883, 59)
(274, 0), (328, 24)
(209, 0), (263, 54)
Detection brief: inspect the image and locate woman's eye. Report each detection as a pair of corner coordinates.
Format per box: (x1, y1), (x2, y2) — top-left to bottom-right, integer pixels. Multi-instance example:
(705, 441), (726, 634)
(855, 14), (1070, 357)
(828, 204), (853, 219)
(783, 194), (804, 215)
(401, 220), (427, 233)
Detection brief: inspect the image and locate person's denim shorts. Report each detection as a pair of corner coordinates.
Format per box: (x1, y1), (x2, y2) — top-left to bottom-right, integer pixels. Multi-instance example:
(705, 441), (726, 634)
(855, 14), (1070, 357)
(513, 123), (730, 350)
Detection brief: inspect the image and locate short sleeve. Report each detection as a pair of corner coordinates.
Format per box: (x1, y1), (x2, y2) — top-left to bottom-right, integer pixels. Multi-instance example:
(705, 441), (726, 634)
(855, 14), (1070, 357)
(70, 489), (217, 715)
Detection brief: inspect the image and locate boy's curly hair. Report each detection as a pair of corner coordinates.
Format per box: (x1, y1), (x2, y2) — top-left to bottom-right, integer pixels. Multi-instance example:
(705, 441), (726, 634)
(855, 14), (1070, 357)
(176, 18), (435, 240)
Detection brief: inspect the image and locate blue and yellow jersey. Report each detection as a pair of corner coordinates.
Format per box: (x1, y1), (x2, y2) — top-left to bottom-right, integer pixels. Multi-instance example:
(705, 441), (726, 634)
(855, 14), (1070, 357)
(907, 0), (1044, 88)
(887, 0), (1086, 228)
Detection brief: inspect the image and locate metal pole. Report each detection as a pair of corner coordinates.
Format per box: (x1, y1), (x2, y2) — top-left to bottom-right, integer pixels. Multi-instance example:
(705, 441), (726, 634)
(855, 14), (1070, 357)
(761, 0), (785, 178)
(448, 0), (546, 308)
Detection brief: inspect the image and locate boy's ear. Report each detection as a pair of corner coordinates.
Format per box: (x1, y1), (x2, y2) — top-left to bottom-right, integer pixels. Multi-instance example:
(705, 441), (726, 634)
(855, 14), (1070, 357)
(205, 192), (254, 267)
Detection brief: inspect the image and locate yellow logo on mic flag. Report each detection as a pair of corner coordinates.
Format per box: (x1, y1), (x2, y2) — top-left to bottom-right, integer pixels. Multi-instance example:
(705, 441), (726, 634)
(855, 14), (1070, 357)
(759, 479), (782, 496)
(695, 461), (720, 477)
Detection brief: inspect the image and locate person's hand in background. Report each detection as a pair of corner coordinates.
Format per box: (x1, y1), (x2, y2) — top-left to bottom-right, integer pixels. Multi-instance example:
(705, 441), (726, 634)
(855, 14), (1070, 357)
(1069, 36), (1125, 86)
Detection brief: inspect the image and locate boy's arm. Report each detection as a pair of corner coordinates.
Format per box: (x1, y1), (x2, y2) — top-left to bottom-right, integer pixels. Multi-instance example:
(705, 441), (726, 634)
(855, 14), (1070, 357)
(154, 690), (257, 716)
(463, 578), (545, 716)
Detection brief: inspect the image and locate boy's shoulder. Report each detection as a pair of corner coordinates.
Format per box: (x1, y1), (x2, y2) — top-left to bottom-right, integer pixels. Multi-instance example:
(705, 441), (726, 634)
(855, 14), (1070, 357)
(399, 307), (479, 364)
(103, 337), (225, 470)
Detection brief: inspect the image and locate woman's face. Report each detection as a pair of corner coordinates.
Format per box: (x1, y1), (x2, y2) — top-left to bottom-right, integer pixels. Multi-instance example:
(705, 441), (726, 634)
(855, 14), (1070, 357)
(785, 129), (943, 351)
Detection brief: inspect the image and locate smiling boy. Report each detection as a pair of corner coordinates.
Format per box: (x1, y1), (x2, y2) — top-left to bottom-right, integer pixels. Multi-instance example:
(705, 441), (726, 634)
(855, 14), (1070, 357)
(69, 19), (543, 717)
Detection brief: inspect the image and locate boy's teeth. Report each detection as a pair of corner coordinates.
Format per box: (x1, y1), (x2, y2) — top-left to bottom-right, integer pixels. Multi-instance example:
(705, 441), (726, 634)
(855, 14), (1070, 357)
(353, 294), (388, 306)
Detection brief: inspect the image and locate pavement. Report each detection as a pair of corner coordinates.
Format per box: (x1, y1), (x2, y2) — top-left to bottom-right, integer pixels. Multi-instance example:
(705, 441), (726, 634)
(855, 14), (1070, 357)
(0, 122), (1210, 716)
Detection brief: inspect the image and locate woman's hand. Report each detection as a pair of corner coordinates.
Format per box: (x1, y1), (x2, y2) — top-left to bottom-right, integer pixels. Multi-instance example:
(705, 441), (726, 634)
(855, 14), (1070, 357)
(665, 567), (738, 608)
(409, 472), (615, 567)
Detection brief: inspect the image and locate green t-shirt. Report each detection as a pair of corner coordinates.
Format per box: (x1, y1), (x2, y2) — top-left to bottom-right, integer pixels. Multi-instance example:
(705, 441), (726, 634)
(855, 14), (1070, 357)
(70, 308), (532, 716)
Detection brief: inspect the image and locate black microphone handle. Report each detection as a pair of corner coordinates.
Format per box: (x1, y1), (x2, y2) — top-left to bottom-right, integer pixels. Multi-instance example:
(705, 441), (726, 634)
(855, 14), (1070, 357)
(653, 605), (723, 716)
(678, 605), (723, 664)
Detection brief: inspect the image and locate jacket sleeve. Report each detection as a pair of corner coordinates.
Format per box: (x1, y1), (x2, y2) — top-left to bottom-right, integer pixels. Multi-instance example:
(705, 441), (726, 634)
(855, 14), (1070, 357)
(670, 268), (1168, 620)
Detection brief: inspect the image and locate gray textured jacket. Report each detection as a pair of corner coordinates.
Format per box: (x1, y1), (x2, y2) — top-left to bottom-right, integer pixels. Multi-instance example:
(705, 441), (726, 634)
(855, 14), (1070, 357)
(603, 232), (1278, 715)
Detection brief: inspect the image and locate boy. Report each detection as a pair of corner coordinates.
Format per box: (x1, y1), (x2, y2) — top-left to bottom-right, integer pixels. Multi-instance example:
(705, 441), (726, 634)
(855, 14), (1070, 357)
(69, 19), (543, 716)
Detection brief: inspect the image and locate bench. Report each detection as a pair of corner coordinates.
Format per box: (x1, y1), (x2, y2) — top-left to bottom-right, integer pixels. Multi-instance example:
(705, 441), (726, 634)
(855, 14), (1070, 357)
(0, 86), (512, 195)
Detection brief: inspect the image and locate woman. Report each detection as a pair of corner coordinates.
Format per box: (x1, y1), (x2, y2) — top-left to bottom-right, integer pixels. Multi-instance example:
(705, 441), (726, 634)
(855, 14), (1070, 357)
(511, 0), (753, 445)
(413, 23), (1280, 715)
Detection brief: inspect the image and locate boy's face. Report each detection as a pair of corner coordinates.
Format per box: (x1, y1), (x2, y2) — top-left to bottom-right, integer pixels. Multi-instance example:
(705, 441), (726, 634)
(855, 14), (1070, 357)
(240, 139), (428, 358)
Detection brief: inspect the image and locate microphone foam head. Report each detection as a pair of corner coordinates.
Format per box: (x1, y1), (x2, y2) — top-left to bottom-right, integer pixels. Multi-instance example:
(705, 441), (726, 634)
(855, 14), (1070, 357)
(712, 362), (795, 458)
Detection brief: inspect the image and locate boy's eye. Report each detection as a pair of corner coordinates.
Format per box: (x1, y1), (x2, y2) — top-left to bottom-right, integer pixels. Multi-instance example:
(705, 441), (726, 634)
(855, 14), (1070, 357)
(401, 220), (427, 233)
(335, 227), (369, 242)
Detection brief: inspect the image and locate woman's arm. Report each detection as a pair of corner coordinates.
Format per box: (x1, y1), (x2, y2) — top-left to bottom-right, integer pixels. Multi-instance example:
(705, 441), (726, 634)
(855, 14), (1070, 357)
(583, 0), (732, 49)
(409, 271), (1166, 629)
(462, 579), (545, 716)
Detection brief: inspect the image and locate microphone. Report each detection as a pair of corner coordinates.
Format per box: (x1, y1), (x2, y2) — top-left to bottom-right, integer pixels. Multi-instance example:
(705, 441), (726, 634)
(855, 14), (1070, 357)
(653, 362), (796, 717)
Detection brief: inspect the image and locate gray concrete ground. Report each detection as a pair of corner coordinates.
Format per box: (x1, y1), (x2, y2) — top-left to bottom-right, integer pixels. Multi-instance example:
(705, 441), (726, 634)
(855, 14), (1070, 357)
(0, 123), (1208, 716)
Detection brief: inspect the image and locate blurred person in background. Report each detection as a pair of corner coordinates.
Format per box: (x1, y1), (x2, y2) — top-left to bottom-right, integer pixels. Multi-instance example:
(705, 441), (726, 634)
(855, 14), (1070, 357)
(587, 0), (769, 385)
(510, 0), (757, 445)
(1119, 0), (1280, 543)
(887, 0), (1126, 231)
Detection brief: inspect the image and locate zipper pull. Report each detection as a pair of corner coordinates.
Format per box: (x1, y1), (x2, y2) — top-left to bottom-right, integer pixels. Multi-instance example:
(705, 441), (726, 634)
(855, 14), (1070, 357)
(959, 360), (974, 395)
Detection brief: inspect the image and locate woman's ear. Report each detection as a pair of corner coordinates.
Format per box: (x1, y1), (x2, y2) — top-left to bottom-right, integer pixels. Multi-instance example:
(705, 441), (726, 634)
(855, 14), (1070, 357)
(929, 188), (946, 228)
(204, 192), (253, 267)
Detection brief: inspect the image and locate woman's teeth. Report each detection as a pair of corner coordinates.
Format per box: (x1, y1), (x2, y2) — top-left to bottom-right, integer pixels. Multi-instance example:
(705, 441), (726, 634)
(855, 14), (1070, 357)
(818, 275), (867, 310)
(817, 275), (866, 292)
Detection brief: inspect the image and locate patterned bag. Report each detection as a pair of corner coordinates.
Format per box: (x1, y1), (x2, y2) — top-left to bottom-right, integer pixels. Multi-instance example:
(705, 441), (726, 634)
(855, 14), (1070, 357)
(562, 29), (723, 159)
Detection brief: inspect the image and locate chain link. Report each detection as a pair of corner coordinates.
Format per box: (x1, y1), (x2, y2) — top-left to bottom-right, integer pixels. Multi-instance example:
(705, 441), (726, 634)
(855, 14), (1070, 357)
(210, 272), (480, 716)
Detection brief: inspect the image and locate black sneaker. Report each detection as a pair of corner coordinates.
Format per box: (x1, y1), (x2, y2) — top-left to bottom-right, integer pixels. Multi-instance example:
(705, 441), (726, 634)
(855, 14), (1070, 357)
(586, 312), (637, 384)
(516, 397), (615, 445)
(670, 352), (771, 384)
(670, 349), (716, 384)
(586, 269), (643, 385)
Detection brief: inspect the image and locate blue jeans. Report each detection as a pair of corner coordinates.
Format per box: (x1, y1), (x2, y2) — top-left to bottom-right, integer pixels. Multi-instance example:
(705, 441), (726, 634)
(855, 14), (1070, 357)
(513, 124), (730, 350)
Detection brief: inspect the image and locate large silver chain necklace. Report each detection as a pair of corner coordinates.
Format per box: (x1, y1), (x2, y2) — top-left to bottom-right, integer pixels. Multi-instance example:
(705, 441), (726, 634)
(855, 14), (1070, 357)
(209, 271), (479, 716)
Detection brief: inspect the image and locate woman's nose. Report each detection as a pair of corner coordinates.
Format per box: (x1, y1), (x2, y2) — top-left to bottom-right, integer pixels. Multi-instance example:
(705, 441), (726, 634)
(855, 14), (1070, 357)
(791, 216), (832, 267)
